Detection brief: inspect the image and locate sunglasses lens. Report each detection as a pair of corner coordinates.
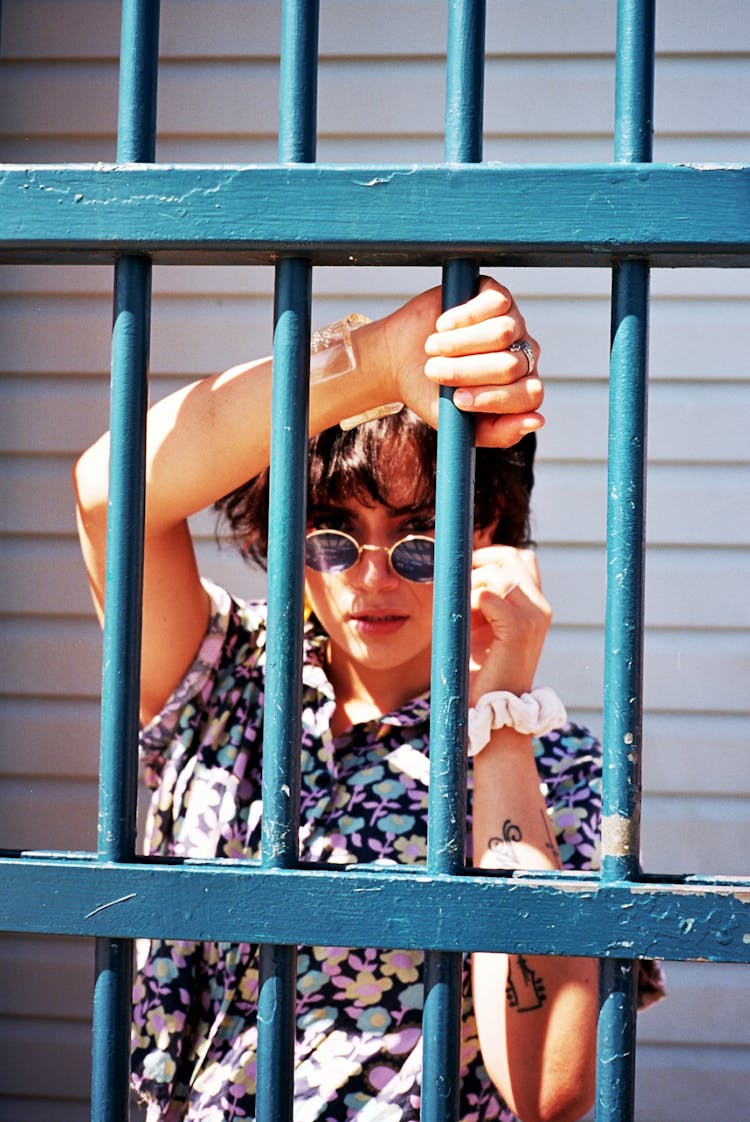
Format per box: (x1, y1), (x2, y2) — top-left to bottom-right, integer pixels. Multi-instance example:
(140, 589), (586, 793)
(391, 537), (435, 583)
(305, 531), (359, 573)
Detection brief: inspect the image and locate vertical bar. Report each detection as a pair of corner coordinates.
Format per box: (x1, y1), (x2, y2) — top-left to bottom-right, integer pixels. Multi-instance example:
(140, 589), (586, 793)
(92, 2), (160, 1120)
(597, 3), (654, 1121)
(423, 4), (484, 1120)
(256, 3), (319, 1119)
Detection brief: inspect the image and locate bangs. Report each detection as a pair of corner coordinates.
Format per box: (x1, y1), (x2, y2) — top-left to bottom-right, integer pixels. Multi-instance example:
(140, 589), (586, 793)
(213, 409), (535, 566)
(307, 410), (437, 518)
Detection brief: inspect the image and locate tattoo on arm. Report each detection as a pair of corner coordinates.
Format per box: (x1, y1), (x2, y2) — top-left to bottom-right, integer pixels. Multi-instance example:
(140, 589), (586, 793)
(488, 819), (523, 868)
(540, 808), (563, 869)
(506, 955), (547, 1013)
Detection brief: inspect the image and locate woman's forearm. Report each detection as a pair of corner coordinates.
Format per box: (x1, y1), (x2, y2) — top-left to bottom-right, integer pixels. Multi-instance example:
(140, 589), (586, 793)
(75, 315), (392, 535)
(471, 729), (598, 1122)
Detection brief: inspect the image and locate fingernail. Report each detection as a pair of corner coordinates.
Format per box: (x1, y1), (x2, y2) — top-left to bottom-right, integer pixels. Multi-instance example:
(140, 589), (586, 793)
(424, 334), (439, 356)
(454, 389), (473, 408)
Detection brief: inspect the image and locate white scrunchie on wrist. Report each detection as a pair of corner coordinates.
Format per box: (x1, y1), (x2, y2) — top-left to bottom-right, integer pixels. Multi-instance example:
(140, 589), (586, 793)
(468, 687), (567, 757)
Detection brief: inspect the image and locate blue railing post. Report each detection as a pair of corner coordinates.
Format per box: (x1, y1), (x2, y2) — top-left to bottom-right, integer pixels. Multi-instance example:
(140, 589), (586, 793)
(423, 3), (484, 1119)
(256, 2), (320, 1118)
(597, 2), (655, 1120)
(91, 2), (160, 1120)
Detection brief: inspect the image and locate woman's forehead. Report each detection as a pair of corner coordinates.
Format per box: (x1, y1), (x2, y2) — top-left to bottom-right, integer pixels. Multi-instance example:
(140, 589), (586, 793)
(379, 474), (432, 511)
(374, 441), (433, 506)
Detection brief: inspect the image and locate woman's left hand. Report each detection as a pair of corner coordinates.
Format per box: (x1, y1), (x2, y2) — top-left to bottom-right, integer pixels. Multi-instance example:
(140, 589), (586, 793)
(469, 546), (551, 705)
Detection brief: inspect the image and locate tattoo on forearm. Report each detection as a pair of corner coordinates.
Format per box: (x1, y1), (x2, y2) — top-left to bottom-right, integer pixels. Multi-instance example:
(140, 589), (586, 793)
(488, 819), (523, 867)
(506, 955), (547, 1013)
(540, 808), (563, 869)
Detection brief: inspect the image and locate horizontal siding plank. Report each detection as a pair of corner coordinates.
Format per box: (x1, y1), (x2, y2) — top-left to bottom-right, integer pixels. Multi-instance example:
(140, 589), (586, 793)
(4, 260), (749, 301)
(0, 296), (113, 376)
(543, 381), (750, 463)
(641, 714), (749, 798)
(3, 0), (747, 60)
(0, 538), (98, 615)
(538, 626), (749, 716)
(0, 1018), (91, 1099)
(540, 546), (750, 630)
(641, 796), (750, 877)
(0, 617), (103, 698)
(0, 1099), (91, 1122)
(4, 57), (749, 141)
(533, 462), (750, 546)
(635, 1043), (750, 1122)
(0, 934), (92, 1020)
(0, 776), (99, 851)
(4, 132), (750, 167)
(0, 697), (100, 777)
(1, 456), (82, 536)
(638, 962), (750, 1047)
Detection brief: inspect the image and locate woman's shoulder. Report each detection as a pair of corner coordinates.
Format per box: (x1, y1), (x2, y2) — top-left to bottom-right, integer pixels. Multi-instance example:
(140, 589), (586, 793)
(139, 580), (269, 755)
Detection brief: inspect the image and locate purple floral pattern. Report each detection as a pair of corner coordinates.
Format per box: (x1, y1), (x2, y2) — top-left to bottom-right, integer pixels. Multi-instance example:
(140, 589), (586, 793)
(133, 581), (604, 1121)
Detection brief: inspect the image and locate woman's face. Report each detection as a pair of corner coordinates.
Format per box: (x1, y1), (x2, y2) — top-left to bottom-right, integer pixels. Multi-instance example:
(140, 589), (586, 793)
(304, 492), (437, 704)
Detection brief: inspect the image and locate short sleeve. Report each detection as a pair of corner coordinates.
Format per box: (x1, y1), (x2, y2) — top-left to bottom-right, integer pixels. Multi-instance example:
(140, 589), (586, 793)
(138, 579), (261, 789)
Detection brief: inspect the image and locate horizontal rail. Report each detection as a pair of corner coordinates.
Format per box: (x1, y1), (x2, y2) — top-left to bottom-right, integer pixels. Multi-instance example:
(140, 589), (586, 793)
(1, 854), (748, 962)
(1, 163), (749, 266)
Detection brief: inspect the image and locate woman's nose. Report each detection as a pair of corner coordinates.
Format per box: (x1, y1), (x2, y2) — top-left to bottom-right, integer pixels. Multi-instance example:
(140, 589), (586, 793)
(353, 543), (398, 586)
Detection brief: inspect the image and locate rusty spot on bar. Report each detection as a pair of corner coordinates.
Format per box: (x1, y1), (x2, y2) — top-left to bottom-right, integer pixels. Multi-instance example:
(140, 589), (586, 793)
(601, 813), (637, 857)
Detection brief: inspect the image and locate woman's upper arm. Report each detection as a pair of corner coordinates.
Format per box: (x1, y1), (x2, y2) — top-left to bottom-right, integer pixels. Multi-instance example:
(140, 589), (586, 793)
(137, 520), (211, 726)
(74, 443), (210, 726)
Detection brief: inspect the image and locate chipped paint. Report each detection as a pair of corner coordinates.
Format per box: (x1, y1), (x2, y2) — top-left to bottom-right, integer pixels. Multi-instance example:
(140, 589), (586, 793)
(84, 893), (137, 920)
(601, 813), (637, 857)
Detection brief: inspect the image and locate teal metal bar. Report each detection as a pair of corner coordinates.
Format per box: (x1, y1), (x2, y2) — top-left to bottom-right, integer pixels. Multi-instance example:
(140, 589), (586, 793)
(91, 3), (160, 1120)
(2, 855), (749, 963)
(3, 163), (750, 267)
(602, 261), (651, 883)
(260, 261), (312, 869)
(597, 3), (654, 1121)
(256, 3), (319, 1118)
(423, 4), (484, 1119)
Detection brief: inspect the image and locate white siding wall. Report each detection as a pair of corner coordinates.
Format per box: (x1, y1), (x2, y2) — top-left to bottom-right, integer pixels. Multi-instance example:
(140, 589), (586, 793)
(1, 1), (748, 1118)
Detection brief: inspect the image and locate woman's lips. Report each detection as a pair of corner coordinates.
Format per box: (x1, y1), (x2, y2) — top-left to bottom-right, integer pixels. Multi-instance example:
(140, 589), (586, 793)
(350, 611), (408, 636)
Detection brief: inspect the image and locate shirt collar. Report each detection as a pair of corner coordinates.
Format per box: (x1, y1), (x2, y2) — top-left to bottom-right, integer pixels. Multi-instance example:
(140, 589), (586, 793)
(301, 616), (430, 728)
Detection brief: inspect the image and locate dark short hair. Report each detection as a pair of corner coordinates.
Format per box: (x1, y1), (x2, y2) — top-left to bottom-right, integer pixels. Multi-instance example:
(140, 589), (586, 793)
(215, 409), (536, 567)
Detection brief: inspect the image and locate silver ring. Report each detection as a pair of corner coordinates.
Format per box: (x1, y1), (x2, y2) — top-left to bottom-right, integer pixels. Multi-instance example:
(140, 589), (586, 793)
(509, 338), (535, 376)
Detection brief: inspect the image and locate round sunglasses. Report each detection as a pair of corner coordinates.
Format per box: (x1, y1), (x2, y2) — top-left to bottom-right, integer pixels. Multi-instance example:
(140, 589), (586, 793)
(305, 528), (435, 584)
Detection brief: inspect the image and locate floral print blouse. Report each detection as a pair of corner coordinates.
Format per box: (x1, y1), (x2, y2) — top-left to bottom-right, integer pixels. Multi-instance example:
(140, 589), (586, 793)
(133, 580), (605, 1122)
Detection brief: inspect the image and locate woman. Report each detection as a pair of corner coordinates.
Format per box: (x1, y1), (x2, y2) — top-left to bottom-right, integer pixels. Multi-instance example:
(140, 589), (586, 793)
(75, 279), (603, 1122)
